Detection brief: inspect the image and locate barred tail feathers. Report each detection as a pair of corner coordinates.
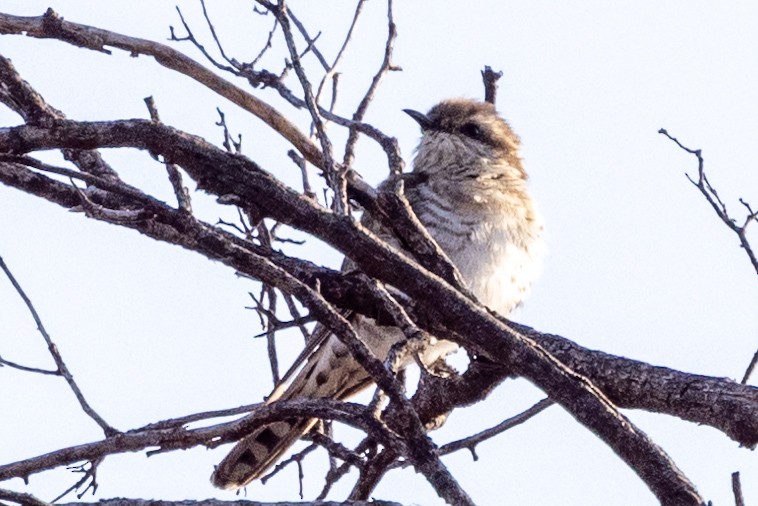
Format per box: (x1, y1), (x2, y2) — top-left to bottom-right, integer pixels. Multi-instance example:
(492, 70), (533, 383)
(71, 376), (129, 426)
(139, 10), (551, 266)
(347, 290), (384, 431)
(211, 417), (318, 489)
(211, 334), (372, 489)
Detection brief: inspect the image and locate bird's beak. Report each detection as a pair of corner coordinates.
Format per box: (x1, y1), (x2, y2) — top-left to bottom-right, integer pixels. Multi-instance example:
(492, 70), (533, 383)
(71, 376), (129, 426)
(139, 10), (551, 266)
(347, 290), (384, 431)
(403, 109), (432, 130)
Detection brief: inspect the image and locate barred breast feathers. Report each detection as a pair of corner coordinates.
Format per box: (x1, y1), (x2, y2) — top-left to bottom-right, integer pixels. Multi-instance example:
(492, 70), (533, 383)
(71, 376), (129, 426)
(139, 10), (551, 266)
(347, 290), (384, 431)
(406, 99), (545, 316)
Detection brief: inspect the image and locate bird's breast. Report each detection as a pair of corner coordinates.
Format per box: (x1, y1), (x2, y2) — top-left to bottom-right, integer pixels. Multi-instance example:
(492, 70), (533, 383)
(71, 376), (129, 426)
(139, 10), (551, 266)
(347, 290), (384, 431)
(415, 195), (545, 316)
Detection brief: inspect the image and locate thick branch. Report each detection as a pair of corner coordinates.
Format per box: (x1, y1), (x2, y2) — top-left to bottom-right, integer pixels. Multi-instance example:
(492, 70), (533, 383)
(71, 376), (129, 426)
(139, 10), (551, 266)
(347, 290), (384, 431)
(0, 490), (406, 506)
(61, 501), (403, 506)
(2, 153), (753, 450)
(0, 9), (322, 167)
(0, 9), (403, 181)
(0, 54), (117, 178)
(0, 400), (392, 482)
(0, 119), (707, 503)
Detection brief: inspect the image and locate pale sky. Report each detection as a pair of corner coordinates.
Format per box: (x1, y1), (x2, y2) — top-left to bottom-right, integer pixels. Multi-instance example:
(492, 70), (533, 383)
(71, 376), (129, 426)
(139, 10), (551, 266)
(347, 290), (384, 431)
(2, 1), (758, 505)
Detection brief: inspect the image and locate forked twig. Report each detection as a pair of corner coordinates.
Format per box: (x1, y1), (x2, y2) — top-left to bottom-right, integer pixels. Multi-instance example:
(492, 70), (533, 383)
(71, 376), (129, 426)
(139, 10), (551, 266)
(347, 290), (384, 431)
(0, 256), (118, 436)
(439, 398), (553, 460)
(659, 129), (758, 277)
(342, 0), (401, 174)
(481, 65), (503, 105)
(660, 129), (758, 385)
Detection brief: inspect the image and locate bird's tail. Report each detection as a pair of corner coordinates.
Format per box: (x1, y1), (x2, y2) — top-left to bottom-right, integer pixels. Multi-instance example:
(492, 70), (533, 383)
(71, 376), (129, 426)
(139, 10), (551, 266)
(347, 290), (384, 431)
(211, 417), (319, 489)
(211, 331), (372, 489)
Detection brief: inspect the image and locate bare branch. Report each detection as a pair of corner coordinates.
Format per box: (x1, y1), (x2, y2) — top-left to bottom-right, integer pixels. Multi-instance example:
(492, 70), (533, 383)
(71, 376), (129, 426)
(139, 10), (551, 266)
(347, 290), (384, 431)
(10, 145), (758, 457)
(348, 448), (396, 501)
(0, 255), (118, 436)
(0, 489), (50, 506)
(50, 459), (101, 502)
(732, 471), (745, 506)
(259, 443), (317, 490)
(481, 65), (503, 105)
(0, 118), (720, 503)
(740, 346), (758, 386)
(249, 17), (279, 68)
(659, 128), (758, 277)
(286, 9), (330, 71)
(144, 96), (192, 212)
(308, 431), (365, 470)
(438, 398), (553, 459)
(282, 291), (313, 342)
(262, 1), (344, 213)
(0, 11), (403, 177)
(215, 108), (242, 154)
(316, 438), (376, 500)
(198, 0), (237, 68)
(170, 6), (238, 75)
(0, 399), (394, 483)
(0, 9), (323, 166)
(62, 500), (403, 506)
(131, 402), (263, 432)
(342, 0), (402, 174)
(0, 488), (406, 506)
(0, 54), (117, 179)
(0, 354), (59, 375)
(0, 123), (755, 450)
(313, 0), (368, 109)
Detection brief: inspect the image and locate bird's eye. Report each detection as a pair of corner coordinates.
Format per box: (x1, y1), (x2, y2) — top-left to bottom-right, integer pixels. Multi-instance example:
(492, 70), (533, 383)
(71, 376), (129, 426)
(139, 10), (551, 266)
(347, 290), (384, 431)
(460, 122), (484, 141)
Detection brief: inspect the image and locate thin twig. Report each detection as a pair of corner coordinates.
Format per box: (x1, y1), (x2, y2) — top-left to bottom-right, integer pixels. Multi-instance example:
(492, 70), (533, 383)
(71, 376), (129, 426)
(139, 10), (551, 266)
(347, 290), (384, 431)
(342, 0), (401, 173)
(0, 155), (155, 207)
(741, 348), (758, 384)
(281, 292), (313, 342)
(145, 96), (192, 212)
(0, 355), (59, 375)
(249, 17), (279, 68)
(0, 256), (118, 436)
(348, 447), (397, 501)
(659, 129), (758, 276)
(249, 220), (282, 383)
(481, 65), (503, 105)
(1, 10), (405, 176)
(0, 489), (50, 506)
(199, 0), (236, 67)
(317, 438), (375, 500)
(287, 149), (316, 200)
(251, 315), (314, 338)
(438, 398), (553, 460)
(50, 458), (101, 502)
(215, 107), (242, 153)
(130, 402), (263, 432)
(313, 0), (368, 110)
(261, 0), (343, 212)
(308, 431), (365, 469)
(264, 286), (281, 383)
(287, 9), (330, 70)
(0, 399), (398, 483)
(259, 443), (318, 487)
(732, 471), (745, 506)
(171, 6), (238, 75)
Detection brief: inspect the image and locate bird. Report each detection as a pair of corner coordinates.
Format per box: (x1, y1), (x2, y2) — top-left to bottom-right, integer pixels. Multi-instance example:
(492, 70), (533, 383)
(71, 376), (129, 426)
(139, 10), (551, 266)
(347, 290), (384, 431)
(211, 98), (545, 489)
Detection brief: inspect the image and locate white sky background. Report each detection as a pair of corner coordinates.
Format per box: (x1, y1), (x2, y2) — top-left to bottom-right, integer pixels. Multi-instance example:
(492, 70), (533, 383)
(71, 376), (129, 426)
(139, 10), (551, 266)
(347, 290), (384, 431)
(2, 1), (758, 505)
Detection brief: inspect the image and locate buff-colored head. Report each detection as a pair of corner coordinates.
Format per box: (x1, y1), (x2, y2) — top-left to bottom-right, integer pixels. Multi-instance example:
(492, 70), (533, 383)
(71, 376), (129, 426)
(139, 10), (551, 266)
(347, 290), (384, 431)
(404, 98), (525, 181)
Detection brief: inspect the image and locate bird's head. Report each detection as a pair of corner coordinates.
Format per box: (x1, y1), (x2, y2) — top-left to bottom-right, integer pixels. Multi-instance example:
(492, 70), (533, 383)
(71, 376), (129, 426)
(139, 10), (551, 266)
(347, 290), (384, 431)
(404, 99), (526, 183)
